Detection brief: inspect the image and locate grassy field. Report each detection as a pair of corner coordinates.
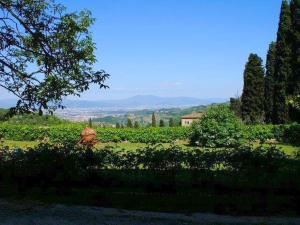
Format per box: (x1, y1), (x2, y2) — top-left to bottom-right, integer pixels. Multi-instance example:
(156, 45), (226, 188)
(2, 139), (300, 156)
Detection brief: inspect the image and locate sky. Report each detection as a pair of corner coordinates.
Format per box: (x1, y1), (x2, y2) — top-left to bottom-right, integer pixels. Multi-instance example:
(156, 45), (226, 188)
(1, 0), (282, 101)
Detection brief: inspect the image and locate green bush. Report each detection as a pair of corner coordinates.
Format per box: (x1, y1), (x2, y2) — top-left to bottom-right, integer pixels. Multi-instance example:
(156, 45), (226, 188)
(0, 142), (290, 172)
(282, 123), (300, 145)
(245, 124), (284, 143)
(0, 143), (297, 215)
(190, 105), (245, 147)
(246, 124), (295, 144)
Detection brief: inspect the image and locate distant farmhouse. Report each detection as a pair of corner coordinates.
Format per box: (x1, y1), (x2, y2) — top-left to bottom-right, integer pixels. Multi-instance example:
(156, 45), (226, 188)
(181, 112), (203, 127)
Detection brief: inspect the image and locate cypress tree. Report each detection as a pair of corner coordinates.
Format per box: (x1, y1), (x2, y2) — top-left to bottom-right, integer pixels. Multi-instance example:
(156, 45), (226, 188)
(241, 54), (265, 123)
(290, 0), (300, 95)
(151, 112), (156, 127)
(159, 119), (165, 127)
(264, 42), (277, 123)
(289, 0), (300, 122)
(116, 122), (120, 128)
(169, 118), (175, 127)
(273, 0), (292, 124)
(127, 118), (133, 128)
(134, 121), (140, 128)
(88, 118), (93, 128)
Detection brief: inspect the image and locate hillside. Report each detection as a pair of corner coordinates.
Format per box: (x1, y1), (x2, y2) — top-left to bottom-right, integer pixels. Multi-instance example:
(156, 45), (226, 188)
(92, 105), (208, 126)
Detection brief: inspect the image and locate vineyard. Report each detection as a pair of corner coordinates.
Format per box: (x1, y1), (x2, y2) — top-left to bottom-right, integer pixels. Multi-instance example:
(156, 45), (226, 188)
(1, 122), (299, 145)
(0, 125), (191, 143)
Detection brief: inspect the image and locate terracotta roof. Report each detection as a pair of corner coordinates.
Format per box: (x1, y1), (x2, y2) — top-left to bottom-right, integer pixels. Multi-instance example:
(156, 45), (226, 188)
(181, 112), (203, 119)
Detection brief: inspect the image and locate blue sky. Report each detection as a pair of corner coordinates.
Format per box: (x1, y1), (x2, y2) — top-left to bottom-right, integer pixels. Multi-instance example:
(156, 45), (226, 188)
(1, 0), (282, 100)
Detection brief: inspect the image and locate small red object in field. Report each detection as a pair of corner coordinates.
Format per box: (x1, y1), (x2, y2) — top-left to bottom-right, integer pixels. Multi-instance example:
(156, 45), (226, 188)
(78, 127), (97, 146)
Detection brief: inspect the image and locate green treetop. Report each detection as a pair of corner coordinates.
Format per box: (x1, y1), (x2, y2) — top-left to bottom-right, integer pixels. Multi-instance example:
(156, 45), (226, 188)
(264, 42), (277, 123)
(273, 0), (292, 124)
(159, 119), (165, 127)
(151, 112), (156, 127)
(241, 54), (265, 123)
(127, 118), (133, 128)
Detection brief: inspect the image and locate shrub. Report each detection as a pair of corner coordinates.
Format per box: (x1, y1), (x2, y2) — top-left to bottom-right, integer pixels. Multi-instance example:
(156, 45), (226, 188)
(224, 145), (288, 173)
(190, 105), (245, 147)
(282, 123), (300, 145)
(0, 143), (292, 173)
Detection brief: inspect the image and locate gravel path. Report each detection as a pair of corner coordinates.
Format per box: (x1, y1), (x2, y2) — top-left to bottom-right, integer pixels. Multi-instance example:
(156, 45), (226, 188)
(0, 199), (300, 225)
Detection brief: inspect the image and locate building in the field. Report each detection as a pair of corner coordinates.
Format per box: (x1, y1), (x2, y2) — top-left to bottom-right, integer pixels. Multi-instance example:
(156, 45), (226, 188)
(181, 112), (203, 127)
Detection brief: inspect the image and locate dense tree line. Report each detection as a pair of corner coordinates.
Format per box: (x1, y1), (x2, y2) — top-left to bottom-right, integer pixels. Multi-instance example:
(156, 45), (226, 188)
(233, 0), (300, 124)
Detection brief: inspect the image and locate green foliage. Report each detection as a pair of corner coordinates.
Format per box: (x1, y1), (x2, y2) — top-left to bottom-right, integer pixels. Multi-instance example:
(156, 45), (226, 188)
(134, 121), (140, 128)
(0, 143), (298, 215)
(0, 108), (9, 121)
(0, 0), (109, 114)
(241, 54), (265, 124)
(190, 105), (245, 147)
(159, 119), (165, 127)
(0, 143), (290, 172)
(245, 123), (300, 146)
(151, 112), (156, 127)
(282, 123), (300, 145)
(265, 42), (277, 123)
(291, 0), (300, 95)
(127, 118), (133, 128)
(0, 124), (190, 143)
(288, 95), (300, 110)
(168, 118), (175, 127)
(273, 0), (292, 124)
(224, 145), (288, 173)
(245, 124), (287, 143)
(229, 97), (241, 118)
(88, 118), (93, 128)
(3, 114), (66, 125)
(288, 95), (300, 123)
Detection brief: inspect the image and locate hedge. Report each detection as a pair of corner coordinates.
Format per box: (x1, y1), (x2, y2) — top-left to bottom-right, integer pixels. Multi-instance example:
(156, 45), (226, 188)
(0, 124), (191, 143)
(0, 123), (299, 145)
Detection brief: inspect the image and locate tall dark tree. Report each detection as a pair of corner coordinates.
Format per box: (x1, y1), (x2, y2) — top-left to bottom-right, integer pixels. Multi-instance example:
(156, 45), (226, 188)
(88, 118), (93, 128)
(134, 121), (140, 128)
(159, 119), (165, 127)
(116, 122), (120, 128)
(0, 0), (109, 115)
(127, 118), (133, 128)
(151, 112), (156, 127)
(241, 54), (265, 123)
(290, 0), (300, 95)
(289, 0), (300, 122)
(264, 42), (277, 123)
(273, 0), (292, 124)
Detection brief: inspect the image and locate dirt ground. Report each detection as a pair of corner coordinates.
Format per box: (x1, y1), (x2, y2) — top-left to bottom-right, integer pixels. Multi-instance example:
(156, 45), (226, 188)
(0, 199), (300, 225)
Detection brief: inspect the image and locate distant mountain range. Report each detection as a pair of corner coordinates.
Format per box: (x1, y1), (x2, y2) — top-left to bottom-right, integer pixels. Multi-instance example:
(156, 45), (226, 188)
(62, 95), (227, 109)
(0, 95), (227, 110)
